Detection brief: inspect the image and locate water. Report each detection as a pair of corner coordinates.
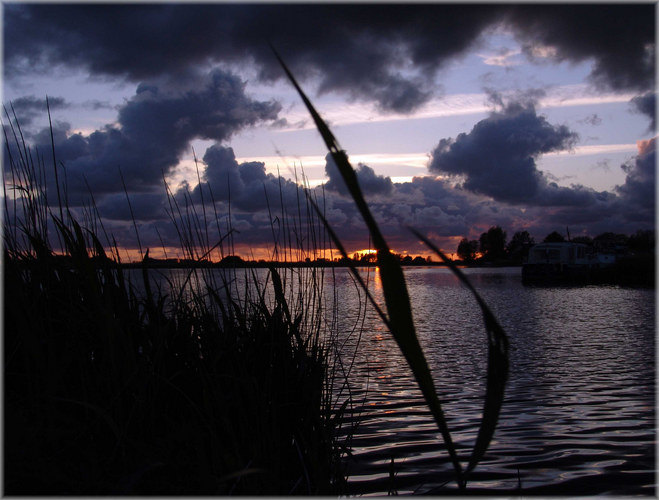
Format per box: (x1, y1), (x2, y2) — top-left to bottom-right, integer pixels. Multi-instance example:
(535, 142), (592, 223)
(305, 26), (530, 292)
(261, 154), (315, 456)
(134, 266), (655, 495)
(330, 267), (655, 496)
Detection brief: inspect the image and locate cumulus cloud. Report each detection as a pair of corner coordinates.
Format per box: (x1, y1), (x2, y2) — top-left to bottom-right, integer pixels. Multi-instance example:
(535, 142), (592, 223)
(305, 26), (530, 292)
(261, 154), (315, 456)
(3, 4), (492, 113)
(5, 4), (654, 114)
(324, 153), (393, 197)
(189, 144), (305, 215)
(25, 69), (280, 201)
(95, 192), (169, 222)
(111, 142), (655, 253)
(615, 138), (656, 224)
(429, 99), (582, 204)
(630, 92), (656, 132)
(5, 95), (67, 127)
(199, 144), (245, 202)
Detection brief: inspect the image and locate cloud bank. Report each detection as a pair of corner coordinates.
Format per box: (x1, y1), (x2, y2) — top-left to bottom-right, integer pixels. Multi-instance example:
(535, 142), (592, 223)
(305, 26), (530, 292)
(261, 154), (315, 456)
(17, 69), (280, 199)
(3, 4), (655, 256)
(5, 4), (655, 113)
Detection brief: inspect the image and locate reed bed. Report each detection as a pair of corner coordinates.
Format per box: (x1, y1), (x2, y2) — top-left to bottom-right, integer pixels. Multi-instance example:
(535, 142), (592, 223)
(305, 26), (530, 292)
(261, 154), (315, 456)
(3, 107), (355, 494)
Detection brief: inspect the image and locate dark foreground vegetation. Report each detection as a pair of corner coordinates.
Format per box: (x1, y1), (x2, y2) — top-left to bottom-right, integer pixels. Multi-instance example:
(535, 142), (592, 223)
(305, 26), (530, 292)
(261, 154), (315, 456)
(3, 111), (350, 494)
(5, 252), (344, 494)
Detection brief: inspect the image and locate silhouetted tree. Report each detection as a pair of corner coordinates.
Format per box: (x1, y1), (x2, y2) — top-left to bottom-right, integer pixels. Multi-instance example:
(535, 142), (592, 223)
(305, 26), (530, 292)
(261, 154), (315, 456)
(479, 226), (507, 260)
(571, 236), (593, 245)
(628, 229), (655, 253)
(456, 237), (479, 262)
(543, 231), (565, 243)
(506, 230), (535, 261)
(593, 232), (629, 253)
(220, 255), (245, 265)
(359, 253), (377, 263)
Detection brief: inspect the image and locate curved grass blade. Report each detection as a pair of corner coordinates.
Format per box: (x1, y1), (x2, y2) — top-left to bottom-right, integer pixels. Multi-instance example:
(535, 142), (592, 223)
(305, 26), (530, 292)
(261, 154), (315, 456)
(409, 227), (509, 477)
(272, 45), (465, 488)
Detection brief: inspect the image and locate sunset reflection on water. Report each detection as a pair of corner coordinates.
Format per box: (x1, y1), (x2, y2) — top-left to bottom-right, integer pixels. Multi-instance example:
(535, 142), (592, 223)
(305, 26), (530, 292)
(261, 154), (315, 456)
(329, 267), (654, 495)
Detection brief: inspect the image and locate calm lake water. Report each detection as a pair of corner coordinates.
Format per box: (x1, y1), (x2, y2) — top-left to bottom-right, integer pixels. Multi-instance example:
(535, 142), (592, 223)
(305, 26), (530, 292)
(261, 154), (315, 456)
(137, 265), (655, 495)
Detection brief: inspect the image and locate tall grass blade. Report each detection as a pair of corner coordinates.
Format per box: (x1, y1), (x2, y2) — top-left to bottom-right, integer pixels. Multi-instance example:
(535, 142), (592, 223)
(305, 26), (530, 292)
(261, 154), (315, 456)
(409, 228), (509, 476)
(272, 46), (465, 487)
(46, 96), (64, 223)
(118, 166), (143, 260)
(269, 266), (292, 324)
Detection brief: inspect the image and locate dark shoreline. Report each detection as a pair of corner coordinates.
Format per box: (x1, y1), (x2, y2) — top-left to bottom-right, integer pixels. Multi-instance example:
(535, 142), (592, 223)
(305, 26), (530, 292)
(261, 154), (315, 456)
(126, 257), (654, 288)
(37, 254), (655, 288)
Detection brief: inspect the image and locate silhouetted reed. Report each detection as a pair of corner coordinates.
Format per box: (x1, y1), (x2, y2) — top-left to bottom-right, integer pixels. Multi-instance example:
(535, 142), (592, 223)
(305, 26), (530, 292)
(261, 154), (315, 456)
(3, 105), (354, 494)
(273, 48), (510, 491)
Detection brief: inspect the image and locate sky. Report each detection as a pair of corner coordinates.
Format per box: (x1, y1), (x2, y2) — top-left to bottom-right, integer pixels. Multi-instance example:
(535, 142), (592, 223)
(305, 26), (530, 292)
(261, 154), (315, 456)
(2, 3), (656, 261)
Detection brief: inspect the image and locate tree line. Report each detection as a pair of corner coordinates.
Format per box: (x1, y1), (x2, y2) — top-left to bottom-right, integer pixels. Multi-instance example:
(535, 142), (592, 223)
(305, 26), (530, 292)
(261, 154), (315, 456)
(456, 227), (655, 265)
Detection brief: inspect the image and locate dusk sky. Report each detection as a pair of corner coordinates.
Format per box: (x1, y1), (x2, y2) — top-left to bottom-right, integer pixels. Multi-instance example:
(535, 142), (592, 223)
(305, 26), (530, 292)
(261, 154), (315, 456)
(3, 3), (656, 260)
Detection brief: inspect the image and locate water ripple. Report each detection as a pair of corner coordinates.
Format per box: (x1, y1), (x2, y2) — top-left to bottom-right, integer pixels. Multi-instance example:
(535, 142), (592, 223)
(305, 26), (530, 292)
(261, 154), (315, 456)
(332, 267), (655, 495)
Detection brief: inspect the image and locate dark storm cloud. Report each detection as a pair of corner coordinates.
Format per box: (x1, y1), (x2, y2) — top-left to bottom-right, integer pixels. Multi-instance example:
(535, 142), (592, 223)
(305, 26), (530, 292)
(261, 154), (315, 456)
(422, 135), (655, 243)
(320, 174), (543, 253)
(428, 99), (583, 205)
(4, 3), (655, 255)
(630, 92), (656, 132)
(237, 169), (301, 214)
(31, 121), (88, 162)
(324, 153), (393, 197)
(189, 144), (304, 215)
(616, 138), (656, 224)
(100, 144), (314, 251)
(5, 95), (67, 127)
(6, 4), (654, 114)
(3, 4), (494, 113)
(504, 4), (655, 93)
(84, 100), (117, 112)
(95, 192), (169, 222)
(28, 69), (280, 200)
(534, 155), (655, 236)
(154, 143), (653, 253)
(198, 144), (244, 202)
